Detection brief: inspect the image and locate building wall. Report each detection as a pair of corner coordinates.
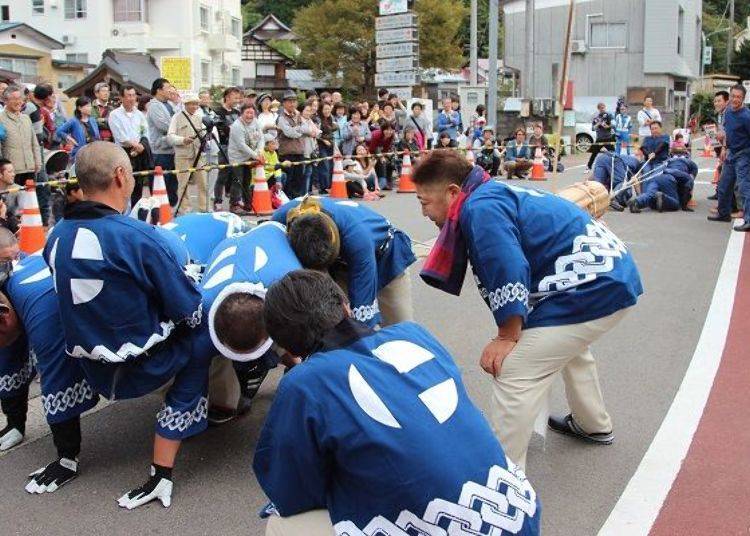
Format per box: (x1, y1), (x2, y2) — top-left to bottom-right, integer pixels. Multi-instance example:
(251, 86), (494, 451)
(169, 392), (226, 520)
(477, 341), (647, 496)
(0, 42), (55, 84)
(8, 0), (242, 90)
(503, 0), (702, 109)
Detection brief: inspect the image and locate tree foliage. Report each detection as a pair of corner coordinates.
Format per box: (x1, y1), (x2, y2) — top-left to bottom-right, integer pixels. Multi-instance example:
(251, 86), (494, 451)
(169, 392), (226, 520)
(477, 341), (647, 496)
(292, 0), (467, 96)
(702, 0), (750, 75)
(457, 0), (503, 60)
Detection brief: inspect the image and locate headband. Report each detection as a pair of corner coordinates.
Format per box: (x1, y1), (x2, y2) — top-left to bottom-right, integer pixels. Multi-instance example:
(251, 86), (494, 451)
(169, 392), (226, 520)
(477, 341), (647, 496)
(286, 196), (340, 253)
(208, 282), (272, 362)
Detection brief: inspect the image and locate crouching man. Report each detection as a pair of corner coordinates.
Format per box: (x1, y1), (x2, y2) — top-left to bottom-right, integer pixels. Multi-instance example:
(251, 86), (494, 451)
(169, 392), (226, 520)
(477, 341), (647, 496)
(272, 196), (416, 327)
(253, 270), (541, 535)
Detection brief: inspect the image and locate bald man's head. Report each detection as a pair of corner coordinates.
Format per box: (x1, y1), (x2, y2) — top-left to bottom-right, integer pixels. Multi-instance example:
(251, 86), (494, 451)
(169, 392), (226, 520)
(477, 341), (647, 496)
(75, 142), (133, 195)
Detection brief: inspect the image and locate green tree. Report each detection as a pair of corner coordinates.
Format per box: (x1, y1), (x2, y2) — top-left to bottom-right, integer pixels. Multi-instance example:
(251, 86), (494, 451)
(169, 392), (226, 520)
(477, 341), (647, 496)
(457, 0), (503, 60)
(293, 0), (466, 96)
(241, 1), (263, 32)
(254, 0), (312, 26)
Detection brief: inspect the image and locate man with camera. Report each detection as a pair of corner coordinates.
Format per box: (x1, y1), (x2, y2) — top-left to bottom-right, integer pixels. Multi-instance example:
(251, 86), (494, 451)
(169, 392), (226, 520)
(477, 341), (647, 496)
(167, 93), (208, 214)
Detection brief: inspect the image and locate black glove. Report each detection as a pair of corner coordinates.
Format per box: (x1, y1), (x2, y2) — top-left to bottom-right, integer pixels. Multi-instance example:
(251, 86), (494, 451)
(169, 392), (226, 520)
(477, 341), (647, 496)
(26, 458), (78, 494)
(117, 465), (173, 510)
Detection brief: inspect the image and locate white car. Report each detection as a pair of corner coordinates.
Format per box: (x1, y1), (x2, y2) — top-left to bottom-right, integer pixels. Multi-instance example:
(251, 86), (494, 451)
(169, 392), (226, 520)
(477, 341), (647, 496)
(574, 122), (596, 153)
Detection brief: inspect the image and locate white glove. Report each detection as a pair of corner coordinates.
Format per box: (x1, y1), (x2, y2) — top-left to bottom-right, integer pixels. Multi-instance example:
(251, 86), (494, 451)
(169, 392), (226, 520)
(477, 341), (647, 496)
(117, 466), (173, 510)
(26, 458), (78, 493)
(0, 427), (23, 451)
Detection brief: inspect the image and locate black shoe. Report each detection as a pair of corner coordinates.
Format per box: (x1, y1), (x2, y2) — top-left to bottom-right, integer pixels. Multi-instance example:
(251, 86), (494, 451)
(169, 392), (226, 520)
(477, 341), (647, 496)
(548, 414), (613, 445)
(609, 200), (625, 212)
(654, 191), (664, 213)
(707, 214), (732, 222)
(707, 193), (718, 201)
(628, 198), (641, 213)
(734, 222), (750, 232)
(207, 406), (237, 426)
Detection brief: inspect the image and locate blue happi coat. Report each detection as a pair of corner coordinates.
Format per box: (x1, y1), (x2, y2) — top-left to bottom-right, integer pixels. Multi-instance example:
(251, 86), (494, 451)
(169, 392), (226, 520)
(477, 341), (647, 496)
(461, 181), (642, 329)
(161, 212), (246, 265)
(5, 255), (97, 423)
(0, 334), (33, 400)
(43, 202), (212, 439)
(273, 197), (416, 327)
(201, 222), (302, 361)
(254, 320), (541, 535)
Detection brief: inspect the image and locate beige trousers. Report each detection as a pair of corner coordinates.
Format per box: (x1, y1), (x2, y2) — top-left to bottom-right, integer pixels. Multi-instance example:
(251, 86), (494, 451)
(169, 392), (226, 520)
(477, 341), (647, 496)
(207, 356), (240, 410)
(265, 510), (334, 536)
(335, 268), (413, 327)
(175, 155), (208, 214)
(491, 308), (630, 469)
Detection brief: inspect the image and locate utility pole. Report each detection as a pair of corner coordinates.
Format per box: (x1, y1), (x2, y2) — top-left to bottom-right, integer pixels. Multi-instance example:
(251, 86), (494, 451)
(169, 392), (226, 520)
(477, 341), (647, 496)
(552, 0), (576, 183)
(470, 0), (478, 86)
(727, 0), (735, 73)
(523, 0), (535, 99)
(488, 0), (499, 128)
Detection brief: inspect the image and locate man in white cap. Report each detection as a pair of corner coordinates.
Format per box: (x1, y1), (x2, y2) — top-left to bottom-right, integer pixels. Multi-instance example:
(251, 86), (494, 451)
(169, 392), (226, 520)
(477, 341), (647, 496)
(167, 93), (208, 214)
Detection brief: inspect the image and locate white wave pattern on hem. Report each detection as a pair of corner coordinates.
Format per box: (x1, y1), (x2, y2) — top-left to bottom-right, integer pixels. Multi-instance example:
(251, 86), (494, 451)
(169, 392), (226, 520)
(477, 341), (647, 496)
(333, 459), (537, 536)
(0, 357), (34, 393)
(68, 321), (175, 363)
(488, 282), (530, 312)
(42, 379), (94, 416)
(156, 397), (209, 433)
(352, 299), (379, 323)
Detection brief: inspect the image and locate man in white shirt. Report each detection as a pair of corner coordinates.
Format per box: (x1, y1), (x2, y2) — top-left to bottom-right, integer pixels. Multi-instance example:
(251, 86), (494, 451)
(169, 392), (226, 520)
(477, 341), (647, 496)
(637, 97), (662, 141)
(108, 85), (152, 206)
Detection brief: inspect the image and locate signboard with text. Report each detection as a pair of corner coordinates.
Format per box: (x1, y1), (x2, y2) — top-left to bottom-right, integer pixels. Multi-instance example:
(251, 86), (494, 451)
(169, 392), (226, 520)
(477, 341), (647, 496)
(376, 56), (418, 73)
(375, 12), (417, 30)
(379, 0), (408, 16)
(375, 27), (418, 45)
(375, 71), (419, 87)
(160, 57), (192, 90)
(376, 42), (419, 59)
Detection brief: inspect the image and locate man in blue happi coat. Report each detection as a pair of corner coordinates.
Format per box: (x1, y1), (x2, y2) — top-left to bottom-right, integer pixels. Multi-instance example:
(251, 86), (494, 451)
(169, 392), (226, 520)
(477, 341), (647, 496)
(627, 144), (692, 214)
(200, 221), (302, 418)
(0, 248), (98, 493)
(412, 150), (643, 469)
(254, 270), (541, 535)
(591, 150), (639, 211)
(43, 142), (215, 509)
(272, 196), (416, 328)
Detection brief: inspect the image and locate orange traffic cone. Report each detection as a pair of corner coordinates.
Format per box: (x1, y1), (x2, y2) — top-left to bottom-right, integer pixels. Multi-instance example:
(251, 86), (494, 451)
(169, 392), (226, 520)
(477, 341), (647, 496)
(466, 148), (475, 165)
(19, 180), (45, 254)
(251, 161), (273, 215)
(397, 150), (416, 193)
(702, 136), (713, 158)
(530, 147), (546, 181)
(329, 154), (347, 199)
(152, 166), (173, 225)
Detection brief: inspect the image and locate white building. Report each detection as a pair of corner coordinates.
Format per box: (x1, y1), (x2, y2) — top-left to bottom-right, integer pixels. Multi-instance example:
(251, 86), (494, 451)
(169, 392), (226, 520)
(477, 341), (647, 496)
(6, 0), (242, 90)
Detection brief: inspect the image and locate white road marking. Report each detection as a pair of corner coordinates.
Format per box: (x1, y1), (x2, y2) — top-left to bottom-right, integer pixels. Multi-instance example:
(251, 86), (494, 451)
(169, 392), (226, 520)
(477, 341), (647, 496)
(598, 225), (745, 535)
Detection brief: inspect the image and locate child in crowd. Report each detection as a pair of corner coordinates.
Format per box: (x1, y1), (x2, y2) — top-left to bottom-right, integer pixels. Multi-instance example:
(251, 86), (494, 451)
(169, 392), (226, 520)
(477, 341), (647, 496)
(262, 138), (289, 209)
(670, 133), (688, 155)
(343, 156), (381, 201)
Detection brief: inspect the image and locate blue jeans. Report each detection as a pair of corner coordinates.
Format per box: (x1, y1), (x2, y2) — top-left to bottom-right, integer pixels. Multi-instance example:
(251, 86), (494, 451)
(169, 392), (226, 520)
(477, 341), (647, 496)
(635, 173), (680, 211)
(717, 149), (750, 221)
(615, 131), (631, 155)
(303, 163), (314, 194)
(314, 146), (333, 191)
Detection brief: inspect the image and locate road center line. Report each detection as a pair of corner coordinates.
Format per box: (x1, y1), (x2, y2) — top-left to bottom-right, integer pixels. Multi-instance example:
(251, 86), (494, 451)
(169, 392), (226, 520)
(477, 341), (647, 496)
(598, 227), (745, 535)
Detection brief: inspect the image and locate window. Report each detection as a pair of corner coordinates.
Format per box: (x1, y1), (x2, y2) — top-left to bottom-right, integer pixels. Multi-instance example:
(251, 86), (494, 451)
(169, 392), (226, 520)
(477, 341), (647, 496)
(677, 7), (685, 56)
(58, 74), (78, 90)
(114, 0), (145, 22)
(32, 0), (44, 15)
(201, 61), (210, 85)
(256, 63), (275, 77)
(64, 0), (87, 19)
(232, 67), (240, 86)
(589, 22), (627, 48)
(199, 5), (209, 32)
(231, 17), (242, 40)
(1, 6), (10, 21)
(65, 53), (89, 63)
(0, 57), (39, 82)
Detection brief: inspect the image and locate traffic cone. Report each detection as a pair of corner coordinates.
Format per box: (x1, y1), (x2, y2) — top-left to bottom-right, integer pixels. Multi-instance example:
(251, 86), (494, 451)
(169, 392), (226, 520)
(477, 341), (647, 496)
(19, 180), (45, 254)
(530, 147), (546, 181)
(397, 150), (416, 193)
(152, 166), (173, 225)
(466, 148), (475, 165)
(702, 136), (713, 158)
(251, 161), (273, 215)
(329, 154), (347, 199)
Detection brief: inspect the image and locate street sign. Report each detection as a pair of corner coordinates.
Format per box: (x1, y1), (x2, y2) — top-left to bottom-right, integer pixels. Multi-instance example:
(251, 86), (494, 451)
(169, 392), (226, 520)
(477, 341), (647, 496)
(375, 27), (418, 45)
(375, 71), (419, 87)
(376, 13), (417, 30)
(390, 87), (414, 101)
(376, 56), (418, 73)
(377, 42), (419, 59)
(703, 46), (713, 66)
(379, 0), (408, 16)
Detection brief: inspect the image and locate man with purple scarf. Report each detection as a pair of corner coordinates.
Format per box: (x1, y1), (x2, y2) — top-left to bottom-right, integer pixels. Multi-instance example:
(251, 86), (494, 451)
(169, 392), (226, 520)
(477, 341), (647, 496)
(412, 150), (642, 469)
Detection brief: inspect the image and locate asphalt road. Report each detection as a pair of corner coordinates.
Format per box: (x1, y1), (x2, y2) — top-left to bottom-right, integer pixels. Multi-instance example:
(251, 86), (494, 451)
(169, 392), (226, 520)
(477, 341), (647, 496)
(0, 155), (732, 536)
